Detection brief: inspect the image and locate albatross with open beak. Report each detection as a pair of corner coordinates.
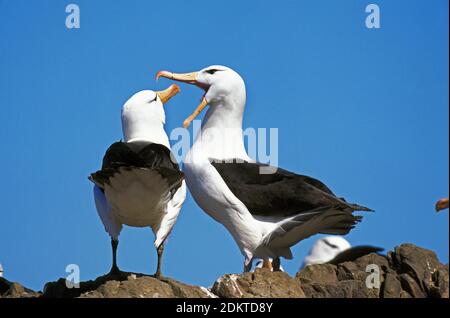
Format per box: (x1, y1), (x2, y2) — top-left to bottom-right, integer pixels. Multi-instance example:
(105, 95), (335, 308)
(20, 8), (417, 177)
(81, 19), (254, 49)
(89, 85), (186, 278)
(157, 66), (372, 272)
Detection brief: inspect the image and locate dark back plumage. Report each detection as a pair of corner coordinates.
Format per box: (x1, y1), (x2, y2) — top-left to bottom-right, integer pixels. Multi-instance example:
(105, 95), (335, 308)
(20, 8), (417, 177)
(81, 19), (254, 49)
(90, 141), (183, 191)
(211, 160), (371, 218)
(328, 246), (384, 265)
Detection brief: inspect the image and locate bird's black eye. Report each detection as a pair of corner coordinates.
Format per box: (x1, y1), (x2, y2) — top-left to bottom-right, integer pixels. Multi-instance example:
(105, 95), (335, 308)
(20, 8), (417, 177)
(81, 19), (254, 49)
(150, 94), (158, 102)
(205, 69), (219, 75)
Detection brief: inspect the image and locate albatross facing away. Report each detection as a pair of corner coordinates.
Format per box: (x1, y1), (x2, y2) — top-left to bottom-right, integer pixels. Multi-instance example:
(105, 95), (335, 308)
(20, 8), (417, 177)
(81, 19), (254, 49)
(156, 66), (373, 272)
(89, 85), (186, 278)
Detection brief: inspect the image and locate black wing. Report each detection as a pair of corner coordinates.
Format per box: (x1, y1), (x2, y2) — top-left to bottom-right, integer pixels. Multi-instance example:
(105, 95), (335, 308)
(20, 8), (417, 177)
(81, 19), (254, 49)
(211, 160), (371, 218)
(328, 246), (384, 265)
(90, 141), (183, 190)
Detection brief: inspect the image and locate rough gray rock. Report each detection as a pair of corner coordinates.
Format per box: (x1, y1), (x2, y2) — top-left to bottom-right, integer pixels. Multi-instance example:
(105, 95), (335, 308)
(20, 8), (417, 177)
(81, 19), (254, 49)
(293, 243), (448, 298)
(42, 272), (215, 298)
(0, 277), (41, 298)
(212, 268), (306, 298)
(1, 244), (448, 298)
(387, 244), (448, 297)
(211, 244), (448, 298)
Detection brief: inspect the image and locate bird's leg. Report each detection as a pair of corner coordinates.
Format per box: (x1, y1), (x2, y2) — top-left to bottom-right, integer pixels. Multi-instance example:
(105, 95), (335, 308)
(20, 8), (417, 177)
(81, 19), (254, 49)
(272, 257), (281, 272)
(109, 239), (121, 275)
(243, 259), (253, 272)
(154, 243), (164, 279)
(262, 259), (273, 271)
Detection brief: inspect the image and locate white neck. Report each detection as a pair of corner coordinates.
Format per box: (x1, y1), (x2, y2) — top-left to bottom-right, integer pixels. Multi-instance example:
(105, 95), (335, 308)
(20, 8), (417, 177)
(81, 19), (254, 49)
(123, 124), (170, 149)
(192, 93), (250, 161)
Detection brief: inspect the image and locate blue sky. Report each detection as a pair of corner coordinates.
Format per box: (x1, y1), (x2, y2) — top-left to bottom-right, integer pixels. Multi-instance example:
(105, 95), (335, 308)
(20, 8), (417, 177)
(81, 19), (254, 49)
(0, 0), (448, 291)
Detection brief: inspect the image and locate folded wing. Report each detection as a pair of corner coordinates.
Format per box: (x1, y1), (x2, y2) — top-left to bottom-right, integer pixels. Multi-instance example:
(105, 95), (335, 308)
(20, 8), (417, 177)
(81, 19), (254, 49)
(90, 141), (184, 192)
(211, 160), (372, 218)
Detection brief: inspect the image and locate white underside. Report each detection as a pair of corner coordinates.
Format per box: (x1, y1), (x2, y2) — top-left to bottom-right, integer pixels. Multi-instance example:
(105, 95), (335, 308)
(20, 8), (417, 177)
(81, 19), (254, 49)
(105, 168), (169, 227)
(93, 168), (186, 247)
(184, 145), (284, 263)
(184, 94), (340, 265)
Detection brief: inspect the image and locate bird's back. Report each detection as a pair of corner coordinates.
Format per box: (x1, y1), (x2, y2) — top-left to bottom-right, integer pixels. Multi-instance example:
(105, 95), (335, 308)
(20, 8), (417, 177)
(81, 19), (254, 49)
(90, 141), (184, 229)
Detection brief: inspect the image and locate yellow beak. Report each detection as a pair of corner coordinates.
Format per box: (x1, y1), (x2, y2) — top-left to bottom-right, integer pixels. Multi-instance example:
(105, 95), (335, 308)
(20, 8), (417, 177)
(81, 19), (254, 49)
(435, 198), (449, 212)
(156, 84), (180, 104)
(182, 97), (208, 128)
(156, 70), (208, 128)
(156, 71), (199, 84)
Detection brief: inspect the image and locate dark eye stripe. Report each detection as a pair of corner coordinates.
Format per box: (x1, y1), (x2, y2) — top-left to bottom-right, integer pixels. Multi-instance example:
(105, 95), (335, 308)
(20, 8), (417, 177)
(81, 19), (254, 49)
(205, 69), (221, 75)
(322, 239), (339, 249)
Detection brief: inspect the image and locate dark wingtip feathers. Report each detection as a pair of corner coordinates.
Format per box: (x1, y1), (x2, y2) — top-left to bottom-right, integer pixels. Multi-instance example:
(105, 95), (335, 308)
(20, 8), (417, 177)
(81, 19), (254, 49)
(351, 204), (374, 212)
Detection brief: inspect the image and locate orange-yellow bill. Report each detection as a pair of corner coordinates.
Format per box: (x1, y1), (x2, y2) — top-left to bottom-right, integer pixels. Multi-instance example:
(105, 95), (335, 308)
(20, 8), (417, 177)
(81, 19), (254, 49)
(156, 71), (199, 84)
(182, 97), (208, 128)
(435, 198), (449, 212)
(156, 84), (180, 104)
(156, 70), (209, 128)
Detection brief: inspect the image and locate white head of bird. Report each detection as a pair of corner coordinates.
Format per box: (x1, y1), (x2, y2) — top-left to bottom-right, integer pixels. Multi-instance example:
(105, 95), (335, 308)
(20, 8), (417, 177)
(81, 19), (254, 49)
(303, 236), (352, 267)
(197, 65), (246, 104)
(121, 84), (180, 147)
(157, 65), (246, 129)
(156, 66), (249, 161)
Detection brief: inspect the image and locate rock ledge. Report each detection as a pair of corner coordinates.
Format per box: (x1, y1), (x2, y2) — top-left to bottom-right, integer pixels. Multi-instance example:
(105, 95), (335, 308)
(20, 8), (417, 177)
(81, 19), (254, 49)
(1, 244), (448, 298)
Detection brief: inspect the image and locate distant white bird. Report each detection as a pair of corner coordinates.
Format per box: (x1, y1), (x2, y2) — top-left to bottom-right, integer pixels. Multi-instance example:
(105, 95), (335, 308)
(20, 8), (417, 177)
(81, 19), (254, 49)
(302, 236), (351, 267)
(0, 263), (3, 278)
(302, 236), (382, 268)
(157, 66), (372, 272)
(89, 85), (186, 278)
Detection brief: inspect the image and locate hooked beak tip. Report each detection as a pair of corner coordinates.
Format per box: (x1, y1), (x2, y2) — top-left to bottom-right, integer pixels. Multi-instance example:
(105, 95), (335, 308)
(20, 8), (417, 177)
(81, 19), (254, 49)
(156, 83), (180, 104)
(155, 70), (170, 81)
